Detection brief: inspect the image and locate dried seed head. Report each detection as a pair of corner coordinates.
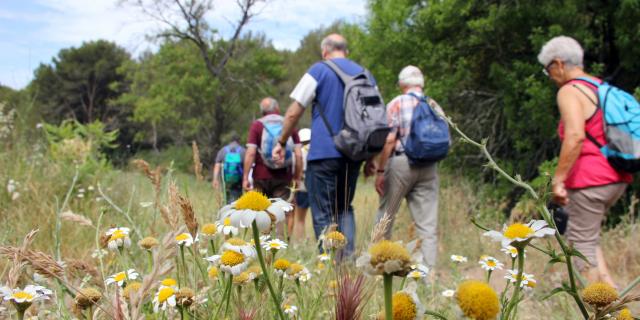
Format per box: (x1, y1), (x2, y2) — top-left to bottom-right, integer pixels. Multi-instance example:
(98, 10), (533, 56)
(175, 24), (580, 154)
(75, 287), (102, 309)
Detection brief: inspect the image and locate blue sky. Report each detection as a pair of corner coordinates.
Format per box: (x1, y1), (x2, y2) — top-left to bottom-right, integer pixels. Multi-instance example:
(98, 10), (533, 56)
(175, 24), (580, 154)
(0, 0), (367, 89)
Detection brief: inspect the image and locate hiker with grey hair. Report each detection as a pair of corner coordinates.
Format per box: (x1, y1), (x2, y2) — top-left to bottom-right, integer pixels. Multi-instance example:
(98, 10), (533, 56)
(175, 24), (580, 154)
(538, 36), (631, 287)
(374, 65), (448, 267)
(212, 132), (245, 203)
(271, 33), (380, 259)
(244, 97), (302, 204)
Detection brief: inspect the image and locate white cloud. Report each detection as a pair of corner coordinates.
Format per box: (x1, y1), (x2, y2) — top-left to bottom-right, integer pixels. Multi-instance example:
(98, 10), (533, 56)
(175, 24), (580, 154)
(0, 0), (366, 89)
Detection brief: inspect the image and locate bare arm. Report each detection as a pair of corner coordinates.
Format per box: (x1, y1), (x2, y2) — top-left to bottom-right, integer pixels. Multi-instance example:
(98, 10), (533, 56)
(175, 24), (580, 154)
(293, 146), (303, 181)
(554, 86), (586, 184)
(243, 146), (257, 190)
(212, 163), (222, 188)
(377, 131), (397, 172)
(278, 101), (306, 144)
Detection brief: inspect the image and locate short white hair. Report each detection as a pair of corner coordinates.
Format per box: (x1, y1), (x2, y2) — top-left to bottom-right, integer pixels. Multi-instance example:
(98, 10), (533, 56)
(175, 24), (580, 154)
(260, 97), (279, 114)
(320, 35), (348, 53)
(398, 65), (424, 88)
(537, 36), (584, 68)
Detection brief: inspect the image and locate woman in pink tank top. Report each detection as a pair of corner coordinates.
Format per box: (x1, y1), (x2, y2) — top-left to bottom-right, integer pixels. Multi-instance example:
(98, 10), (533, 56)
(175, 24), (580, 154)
(538, 36), (630, 288)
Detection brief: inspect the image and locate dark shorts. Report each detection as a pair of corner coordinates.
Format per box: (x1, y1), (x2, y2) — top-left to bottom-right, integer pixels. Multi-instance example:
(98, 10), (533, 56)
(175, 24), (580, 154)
(253, 179), (291, 200)
(295, 191), (309, 209)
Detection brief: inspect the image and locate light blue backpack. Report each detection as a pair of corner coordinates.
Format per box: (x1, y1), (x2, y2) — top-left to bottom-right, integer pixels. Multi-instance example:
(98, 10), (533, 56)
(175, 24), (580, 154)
(575, 77), (640, 172)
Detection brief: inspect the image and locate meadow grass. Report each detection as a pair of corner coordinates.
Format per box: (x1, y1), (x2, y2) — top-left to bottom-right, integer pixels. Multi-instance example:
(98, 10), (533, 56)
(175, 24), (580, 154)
(1, 141), (639, 319)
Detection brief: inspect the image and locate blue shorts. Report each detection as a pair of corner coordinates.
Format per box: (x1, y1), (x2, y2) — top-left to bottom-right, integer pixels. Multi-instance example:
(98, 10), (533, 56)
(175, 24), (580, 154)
(295, 191), (309, 209)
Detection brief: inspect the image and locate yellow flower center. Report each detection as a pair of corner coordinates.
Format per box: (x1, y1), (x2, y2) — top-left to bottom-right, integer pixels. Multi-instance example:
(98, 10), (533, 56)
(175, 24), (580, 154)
(157, 287), (175, 303)
(202, 223), (217, 235)
(226, 238), (247, 246)
(273, 259), (291, 271)
(582, 282), (619, 307)
(114, 272), (126, 282)
(233, 272), (250, 284)
(224, 218), (232, 226)
(287, 263), (304, 275)
(391, 292), (417, 320)
(619, 308), (633, 320)
(329, 280), (338, 289)
(110, 229), (126, 241)
(235, 191), (271, 211)
(369, 240), (411, 266)
(487, 261), (496, 267)
(509, 248), (518, 254)
(123, 282), (142, 299)
(526, 280), (536, 288)
(270, 242), (281, 248)
(503, 223), (534, 240)
(208, 266), (219, 279)
(317, 262), (325, 270)
(456, 280), (500, 320)
(161, 278), (177, 287)
(326, 231), (346, 242)
(176, 233), (190, 242)
(247, 265), (262, 276)
(220, 250), (245, 266)
(12, 291), (34, 301)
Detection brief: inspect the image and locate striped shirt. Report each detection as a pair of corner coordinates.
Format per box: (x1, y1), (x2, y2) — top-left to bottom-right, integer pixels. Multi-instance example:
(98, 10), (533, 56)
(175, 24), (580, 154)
(386, 89), (445, 152)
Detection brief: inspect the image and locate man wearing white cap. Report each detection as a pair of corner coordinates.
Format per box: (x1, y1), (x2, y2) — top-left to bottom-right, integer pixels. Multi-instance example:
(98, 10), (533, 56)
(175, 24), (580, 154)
(375, 65), (447, 267)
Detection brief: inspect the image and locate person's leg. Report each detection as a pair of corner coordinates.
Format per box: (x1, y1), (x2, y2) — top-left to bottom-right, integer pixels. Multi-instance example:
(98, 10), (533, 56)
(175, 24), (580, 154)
(270, 179), (293, 239)
(375, 155), (414, 239)
(337, 160), (362, 258)
(597, 183), (627, 288)
(227, 184), (242, 203)
(292, 191), (309, 241)
(406, 162), (439, 267)
(306, 159), (339, 249)
(565, 184), (625, 283)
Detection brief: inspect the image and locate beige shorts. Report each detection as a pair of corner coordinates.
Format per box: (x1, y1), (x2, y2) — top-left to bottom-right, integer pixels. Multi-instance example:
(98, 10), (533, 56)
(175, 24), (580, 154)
(565, 183), (627, 270)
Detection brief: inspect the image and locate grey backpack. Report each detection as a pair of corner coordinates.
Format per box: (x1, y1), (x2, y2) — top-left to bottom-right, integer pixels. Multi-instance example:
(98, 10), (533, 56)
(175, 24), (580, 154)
(317, 60), (390, 161)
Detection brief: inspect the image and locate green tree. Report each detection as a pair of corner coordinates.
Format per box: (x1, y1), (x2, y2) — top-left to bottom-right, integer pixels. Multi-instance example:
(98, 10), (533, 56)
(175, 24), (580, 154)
(30, 40), (132, 127)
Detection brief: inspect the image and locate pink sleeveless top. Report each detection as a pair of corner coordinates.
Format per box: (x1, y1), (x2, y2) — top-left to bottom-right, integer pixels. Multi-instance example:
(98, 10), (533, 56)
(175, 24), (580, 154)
(557, 78), (632, 189)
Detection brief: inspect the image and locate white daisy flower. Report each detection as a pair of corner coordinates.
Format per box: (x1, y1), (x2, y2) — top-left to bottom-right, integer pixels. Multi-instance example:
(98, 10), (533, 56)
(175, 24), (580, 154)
(87, 185), (95, 191)
(222, 238), (257, 258)
(91, 248), (108, 259)
(262, 239), (288, 252)
(406, 264), (430, 279)
(501, 245), (521, 258)
(158, 278), (178, 290)
(218, 191), (293, 232)
(175, 233), (197, 247)
(393, 282), (425, 319)
(505, 270), (537, 290)
(285, 263), (311, 282)
(105, 227), (131, 251)
(450, 255), (468, 263)
(484, 220), (555, 247)
(317, 253), (330, 262)
(441, 289), (455, 298)
(216, 217), (239, 236)
(205, 251), (249, 276)
(105, 269), (139, 287)
(479, 256), (504, 271)
(153, 286), (176, 312)
(1, 285), (52, 305)
(283, 304), (298, 317)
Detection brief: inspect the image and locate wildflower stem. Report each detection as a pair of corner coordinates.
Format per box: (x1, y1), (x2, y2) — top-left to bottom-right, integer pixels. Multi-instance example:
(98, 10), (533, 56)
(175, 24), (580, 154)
(399, 277), (407, 290)
(17, 309), (25, 320)
(503, 246), (525, 320)
(383, 273), (393, 320)
(147, 251), (154, 274)
(209, 239), (216, 255)
(487, 270), (493, 283)
(252, 221), (286, 320)
(621, 274), (640, 297)
(213, 273), (232, 320)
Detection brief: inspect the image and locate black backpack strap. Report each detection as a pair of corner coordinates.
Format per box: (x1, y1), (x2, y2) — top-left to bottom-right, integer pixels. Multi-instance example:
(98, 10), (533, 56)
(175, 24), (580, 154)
(571, 82), (604, 148)
(323, 60), (353, 85)
(315, 99), (335, 137)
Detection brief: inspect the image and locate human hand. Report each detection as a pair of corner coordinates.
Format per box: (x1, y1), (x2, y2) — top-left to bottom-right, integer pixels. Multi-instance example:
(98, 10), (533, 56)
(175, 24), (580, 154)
(364, 159), (376, 178)
(375, 174), (385, 196)
(272, 143), (285, 166)
(552, 181), (569, 206)
(243, 177), (253, 191)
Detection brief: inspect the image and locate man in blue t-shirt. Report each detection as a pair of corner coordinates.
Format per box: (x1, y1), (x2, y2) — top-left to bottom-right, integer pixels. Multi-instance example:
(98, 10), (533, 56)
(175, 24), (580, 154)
(272, 34), (377, 259)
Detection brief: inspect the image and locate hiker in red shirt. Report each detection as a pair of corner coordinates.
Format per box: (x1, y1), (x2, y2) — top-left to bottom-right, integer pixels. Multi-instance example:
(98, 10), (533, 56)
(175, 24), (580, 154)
(538, 36), (631, 288)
